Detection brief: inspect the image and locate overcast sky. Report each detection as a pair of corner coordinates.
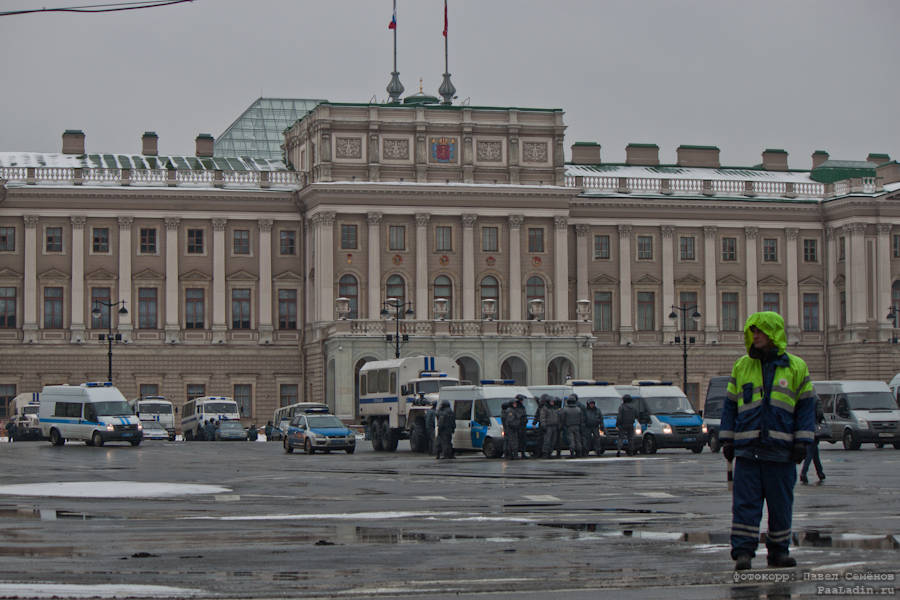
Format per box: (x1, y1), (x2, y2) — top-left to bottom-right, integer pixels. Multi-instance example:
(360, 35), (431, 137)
(1, 0), (897, 169)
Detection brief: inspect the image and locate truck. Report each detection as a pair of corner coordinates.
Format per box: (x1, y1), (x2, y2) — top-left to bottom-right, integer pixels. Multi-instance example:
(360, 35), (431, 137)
(129, 395), (177, 441)
(11, 392), (43, 440)
(358, 356), (460, 452)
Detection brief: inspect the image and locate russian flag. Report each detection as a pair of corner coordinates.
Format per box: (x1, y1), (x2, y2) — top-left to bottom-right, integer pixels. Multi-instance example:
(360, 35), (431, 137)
(388, 0), (397, 29)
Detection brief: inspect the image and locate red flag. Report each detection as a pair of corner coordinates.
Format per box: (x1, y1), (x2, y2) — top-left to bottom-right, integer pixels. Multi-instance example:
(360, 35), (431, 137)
(442, 0), (447, 37)
(389, 0), (397, 30)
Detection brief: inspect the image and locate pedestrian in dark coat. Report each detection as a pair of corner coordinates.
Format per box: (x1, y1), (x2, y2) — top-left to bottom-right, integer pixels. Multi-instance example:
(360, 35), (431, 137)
(247, 423), (259, 441)
(583, 400), (603, 456)
(435, 400), (456, 459)
(501, 402), (514, 458)
(514, 395), (528, 458)
(424, 401), (437, 455)
(560, 394), (584, 458)
(533, 395), (549, 458)
(197, 420), (208, 441)
(800, 398), (826, 484)
(539, 397), (560, 458)
(264, 420), (274, 440)
(617, 395), (637, 456)
(5, 420), (15, 443)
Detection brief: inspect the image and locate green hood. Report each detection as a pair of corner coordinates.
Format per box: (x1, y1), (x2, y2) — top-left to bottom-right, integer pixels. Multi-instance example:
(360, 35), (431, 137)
(743, 311), (787, 355)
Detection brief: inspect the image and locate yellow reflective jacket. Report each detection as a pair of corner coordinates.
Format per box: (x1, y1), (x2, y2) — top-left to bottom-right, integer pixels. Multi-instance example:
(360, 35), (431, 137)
(719, 312), (816, 449)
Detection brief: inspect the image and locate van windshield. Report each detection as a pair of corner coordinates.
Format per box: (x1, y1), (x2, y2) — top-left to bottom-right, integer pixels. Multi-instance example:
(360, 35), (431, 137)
(643, 396), (695, 415)
(308, 415), (344, 429)
(139, 403), (172, 414)
(204, 402), (237, 414)
(581, 397), (621, 414)
(482, 397), (538, 416)
(94, 401), (133, 417)
(847, 392), (898, 411)
(415, 380), (460, 394)
(22, 406), (39, 415)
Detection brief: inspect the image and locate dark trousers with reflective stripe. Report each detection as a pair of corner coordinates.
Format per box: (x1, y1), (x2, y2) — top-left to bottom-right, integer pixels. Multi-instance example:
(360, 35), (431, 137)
(731, 456), (796, 559)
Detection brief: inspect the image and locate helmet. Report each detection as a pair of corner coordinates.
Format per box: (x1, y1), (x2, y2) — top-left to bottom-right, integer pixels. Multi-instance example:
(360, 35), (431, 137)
(587, 399), (596, 406)
(540, 394), (550, 404)
(501, 402), (510, 410)
(514, 394), (526, 403)
(567, 397), (577, 405)
(439, 400), (450, 409)
(622, 394), (632, 402)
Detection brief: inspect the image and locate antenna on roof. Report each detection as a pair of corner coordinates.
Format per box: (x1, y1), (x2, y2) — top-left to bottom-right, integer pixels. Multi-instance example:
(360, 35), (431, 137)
(438, 0), (456, 105)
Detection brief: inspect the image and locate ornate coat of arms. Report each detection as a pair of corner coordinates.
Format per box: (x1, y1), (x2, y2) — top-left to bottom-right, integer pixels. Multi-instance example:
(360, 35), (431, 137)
(430, 136), (457, 163)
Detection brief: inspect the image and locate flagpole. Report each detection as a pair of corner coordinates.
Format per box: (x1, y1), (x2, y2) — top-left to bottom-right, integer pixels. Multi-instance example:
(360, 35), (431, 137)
(386, 0), (404, 103)
(438, 0), (456, 104)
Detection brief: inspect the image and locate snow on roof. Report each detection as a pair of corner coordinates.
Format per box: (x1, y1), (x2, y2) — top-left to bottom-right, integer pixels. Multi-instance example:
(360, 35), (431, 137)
(565, 163), (816, 184)
(0, 152), (288, 171)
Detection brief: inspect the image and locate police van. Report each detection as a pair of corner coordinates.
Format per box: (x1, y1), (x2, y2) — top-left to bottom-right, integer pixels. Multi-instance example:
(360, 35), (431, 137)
(38, 382), (143, 447)
(812, 380), (900, 450)
(181, 396), (241, 441)
(438, 381), (537, 458)
(129, 395), (176, 441)
(616, 382), (707, 454)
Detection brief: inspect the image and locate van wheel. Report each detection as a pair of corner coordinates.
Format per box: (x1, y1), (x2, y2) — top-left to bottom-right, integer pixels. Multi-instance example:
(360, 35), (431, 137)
(370, 420), (384, 451)
(709, 432), (721, 453)
(49, 428), (65, 446)
(643, 434), (657, 455)
(92, 432), (104, 448)
(305, 439), (315, 455)
(130, 439), (141, 447)
(875, 442), (884, 449)
(691, 442), (704, 454)
(185, 430), (193, 441)
(482, 438), (498, 458)
(383, 424), (399, 452)
(284, 438), (293, 453)
(893, 442), (900, 449)
(842, 429), (861, 450)
(345, 446), (355, 454)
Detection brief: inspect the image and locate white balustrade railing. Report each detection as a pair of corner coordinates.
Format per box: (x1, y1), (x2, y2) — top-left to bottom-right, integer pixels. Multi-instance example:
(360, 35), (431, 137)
(129, 169), (168, 185)
(82, 168), (122, 183)
(176, 170), (214, 184)
(566, 172), (842, 199)
(0, 166), (298, 189)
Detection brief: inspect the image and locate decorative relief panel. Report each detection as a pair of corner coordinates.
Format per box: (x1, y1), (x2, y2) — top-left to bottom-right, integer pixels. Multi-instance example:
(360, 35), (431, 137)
(383, 138), (410, 160)
(522, 141), (548, 163)
(335, 137), (362, 159)
(477, 140), (502, 162)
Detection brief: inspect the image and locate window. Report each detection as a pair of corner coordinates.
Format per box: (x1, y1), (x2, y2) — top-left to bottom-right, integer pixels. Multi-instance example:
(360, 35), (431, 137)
(338, 275), (358, 319)
(637, 291), (655, 331)
(431, 226), (450, 252)
(280, 384), (298, 408)
(803, 239), (818, 263)
(526, 276), (545, 317)
(594, 234), (610, 259)
(45, 227), (62, 253)
(893, 235), (900, 259)
(92, 227), (109, 253)
(721, 237), (737, 261)
(680, 236), (695, 261)
(838, 236), (845, 261)
(0, 384), (16, 420)
(91, 287), (111, 329)
(763, 238), (778, 262)
(679, 291), (698, 331)
(480, 276), (499, 319)
(280, 230), (296, 255)
(593, 291), (612, 332)
(234, 384), (252, 417)
(139, 384), (159, 398)
(839, 291), (846, 329)
(721, 292), (739, 331)
(386, 275), (406, 307)
(434, 275), (452, 317)
(482, 227), (498, 252)
(278, 289), (297, 329)
(140, 228), (157, 254)
(186, 384), (205, 401)
(187, 229), (204, 254)
(185, 288), (204, 329)
(803, 293), (820, 331)
(138, 288), (158, 329)
(0, 227), (15, 252)
(389, 225), (406, 251)
(233, 229), (250, 255)
(762, 292), (780, 314)
(637, 235), (653, 260)
(231, 289), (251, 329)
(891, 281), (900, 326)
(43, 287), (63, 328)
(528, 228), (544, 253)
(0, 287), (16, 328)
(340, 224), (357, 250)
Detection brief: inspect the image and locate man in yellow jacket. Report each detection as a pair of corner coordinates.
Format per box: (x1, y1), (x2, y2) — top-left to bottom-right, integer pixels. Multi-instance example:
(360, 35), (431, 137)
(720, 311), (816, 571)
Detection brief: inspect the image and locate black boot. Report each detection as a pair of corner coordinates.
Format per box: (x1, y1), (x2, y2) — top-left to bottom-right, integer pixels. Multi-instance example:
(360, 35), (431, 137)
(767, 553), (796, 568)
(734, 554), (752, 571)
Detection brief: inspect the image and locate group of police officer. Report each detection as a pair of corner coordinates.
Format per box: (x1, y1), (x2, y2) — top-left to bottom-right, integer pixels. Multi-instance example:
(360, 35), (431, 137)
(504, 393), (608, 459)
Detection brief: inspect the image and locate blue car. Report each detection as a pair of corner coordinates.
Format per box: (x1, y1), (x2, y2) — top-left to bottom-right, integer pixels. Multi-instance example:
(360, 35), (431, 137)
(284, 413), (356, 455)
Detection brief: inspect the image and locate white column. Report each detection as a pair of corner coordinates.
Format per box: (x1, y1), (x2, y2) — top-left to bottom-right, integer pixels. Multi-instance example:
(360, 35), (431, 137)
(415, 214), (429, 320)
(258, 219), (273, 344)
(367, 212), (382, 319)
(877, 223), (893, 339)
(575, 225), (589, 306)
(70, 216), (86, 342)
(618, 224), (633, 344)
(462, 214), (477, 320)
(508, 215), (523, 321)
(703, 226), (719, 342)
(744, 226), (758, 316)
(826, 227), (838, 332)
(317, 212), (335, 322)
(117, 217), (133, 339)
(211, 218), (226, 343)
(848, 223), (867, 337)
(553, 216), (568, 320)
(661, 225), (675, 338)
(785, 228), (800, 342)
(23, 216), (39, 342)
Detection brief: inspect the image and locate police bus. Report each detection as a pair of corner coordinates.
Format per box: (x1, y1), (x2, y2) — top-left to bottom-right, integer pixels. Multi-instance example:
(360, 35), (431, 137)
(273, 402), (329, 433)
(129, 395), (176, 441)
(180, 396), (241, 441)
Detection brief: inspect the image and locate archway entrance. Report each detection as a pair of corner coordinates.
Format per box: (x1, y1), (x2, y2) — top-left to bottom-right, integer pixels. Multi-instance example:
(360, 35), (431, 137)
(547, 356), (574, 385)
(500, 356), (528, 386)
(455, 356), (480, 384)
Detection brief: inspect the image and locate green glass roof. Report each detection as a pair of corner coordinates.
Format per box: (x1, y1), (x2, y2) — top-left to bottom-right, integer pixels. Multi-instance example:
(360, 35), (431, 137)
(215, 97), (326, 161)
(809, 159), (876, 183)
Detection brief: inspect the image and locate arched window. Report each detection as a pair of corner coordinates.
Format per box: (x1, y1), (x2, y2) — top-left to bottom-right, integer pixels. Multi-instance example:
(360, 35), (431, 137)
(386, 274), (406, 308)
(339, 274), (359, 319)
(480, 276), (499, 319)
(526, 276), (546, 318)
(434, 275), (453, 319)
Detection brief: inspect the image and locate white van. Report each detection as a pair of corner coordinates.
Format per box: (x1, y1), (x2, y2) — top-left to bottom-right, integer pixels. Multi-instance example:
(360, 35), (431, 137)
(812, 380), (900, 450)
(616, 382), (707, 454)
(11, 392), (42, 440)
(439, 381), (537, 458)
(130, 396), (176, 441)
(181, 396), (241, 440)
(39, 382), (143, 447)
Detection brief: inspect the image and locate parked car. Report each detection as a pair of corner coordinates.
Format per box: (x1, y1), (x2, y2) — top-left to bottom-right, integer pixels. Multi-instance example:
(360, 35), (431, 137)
(139, 420), (169, 441)
(215, 420), (249, 441)
(284, 413), (356, 454)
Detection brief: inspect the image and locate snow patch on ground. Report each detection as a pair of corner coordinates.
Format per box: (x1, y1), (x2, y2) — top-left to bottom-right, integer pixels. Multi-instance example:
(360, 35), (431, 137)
(0, 583), (206, 598)
(0, 481), (231, 498)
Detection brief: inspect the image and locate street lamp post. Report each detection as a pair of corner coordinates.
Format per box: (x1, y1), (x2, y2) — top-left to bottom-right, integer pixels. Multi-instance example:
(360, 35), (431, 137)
(91, 300), (128, 383)
(669, 304), (701, 392)
(380, 298), (414, 359)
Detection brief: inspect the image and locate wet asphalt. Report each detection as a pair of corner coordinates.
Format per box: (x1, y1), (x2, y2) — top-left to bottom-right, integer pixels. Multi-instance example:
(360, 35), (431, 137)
(0, 438), (897, 599)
